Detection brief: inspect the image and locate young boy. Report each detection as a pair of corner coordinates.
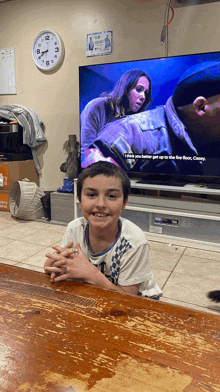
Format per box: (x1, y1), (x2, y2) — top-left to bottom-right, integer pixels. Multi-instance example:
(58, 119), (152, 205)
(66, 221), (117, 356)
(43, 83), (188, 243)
(44, 161), (162, 299)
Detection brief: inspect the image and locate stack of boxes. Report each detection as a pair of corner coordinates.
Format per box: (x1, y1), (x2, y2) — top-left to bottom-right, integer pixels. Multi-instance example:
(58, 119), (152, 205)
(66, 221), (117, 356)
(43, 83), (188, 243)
(0, 160), (38, 211)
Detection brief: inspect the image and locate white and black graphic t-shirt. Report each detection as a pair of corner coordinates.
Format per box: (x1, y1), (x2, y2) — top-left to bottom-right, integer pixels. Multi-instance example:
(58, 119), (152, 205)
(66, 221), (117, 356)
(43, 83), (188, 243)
(61, 217), (162, 298)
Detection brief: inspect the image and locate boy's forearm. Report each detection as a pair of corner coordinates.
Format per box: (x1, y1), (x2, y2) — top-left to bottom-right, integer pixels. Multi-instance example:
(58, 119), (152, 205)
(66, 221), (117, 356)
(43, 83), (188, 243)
(85, 268), (135, 294)
(47, 243), (140, 295)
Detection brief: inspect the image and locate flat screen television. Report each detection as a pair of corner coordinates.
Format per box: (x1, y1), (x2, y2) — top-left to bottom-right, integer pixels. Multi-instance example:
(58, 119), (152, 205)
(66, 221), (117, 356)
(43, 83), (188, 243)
(79, 52), (220, 186)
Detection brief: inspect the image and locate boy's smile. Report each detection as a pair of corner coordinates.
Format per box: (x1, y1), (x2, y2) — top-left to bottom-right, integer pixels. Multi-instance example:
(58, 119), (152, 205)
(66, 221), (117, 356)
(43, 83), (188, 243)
(79, 175), (128, 233)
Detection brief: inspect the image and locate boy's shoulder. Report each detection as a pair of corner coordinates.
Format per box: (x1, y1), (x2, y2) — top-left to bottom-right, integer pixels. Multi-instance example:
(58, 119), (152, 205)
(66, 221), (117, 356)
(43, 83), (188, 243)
(62, 217), (87, 248)
(120, 217), (148, 245)
(66, 217), (87, 232)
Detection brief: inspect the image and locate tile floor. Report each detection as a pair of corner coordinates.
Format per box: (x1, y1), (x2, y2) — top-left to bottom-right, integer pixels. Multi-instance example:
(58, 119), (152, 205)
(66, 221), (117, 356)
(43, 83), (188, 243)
(0, 210), (220, 316)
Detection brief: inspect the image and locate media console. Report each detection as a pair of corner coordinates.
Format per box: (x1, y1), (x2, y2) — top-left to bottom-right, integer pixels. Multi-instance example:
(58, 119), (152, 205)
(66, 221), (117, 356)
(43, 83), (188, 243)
(129, 179), (220, 216)
(73, 179), (220, 245)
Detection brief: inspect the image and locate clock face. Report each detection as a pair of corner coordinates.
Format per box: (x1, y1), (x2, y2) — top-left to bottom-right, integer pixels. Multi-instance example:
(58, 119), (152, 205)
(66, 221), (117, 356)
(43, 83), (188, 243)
(32, 30), (64, 71)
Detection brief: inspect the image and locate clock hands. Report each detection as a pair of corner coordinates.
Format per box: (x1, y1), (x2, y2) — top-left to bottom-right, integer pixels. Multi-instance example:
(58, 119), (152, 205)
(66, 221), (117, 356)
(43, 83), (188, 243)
(39, 49), (48, 59)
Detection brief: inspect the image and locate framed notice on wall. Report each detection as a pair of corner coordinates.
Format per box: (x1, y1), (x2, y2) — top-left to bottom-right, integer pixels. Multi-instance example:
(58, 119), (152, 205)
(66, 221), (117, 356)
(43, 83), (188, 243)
(86, 31), (113, 57)
(0, 47), (17, 95)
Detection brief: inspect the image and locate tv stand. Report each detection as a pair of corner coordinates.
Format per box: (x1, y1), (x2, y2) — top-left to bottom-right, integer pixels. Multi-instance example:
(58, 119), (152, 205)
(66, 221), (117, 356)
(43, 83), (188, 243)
(123, 179), (220, 244)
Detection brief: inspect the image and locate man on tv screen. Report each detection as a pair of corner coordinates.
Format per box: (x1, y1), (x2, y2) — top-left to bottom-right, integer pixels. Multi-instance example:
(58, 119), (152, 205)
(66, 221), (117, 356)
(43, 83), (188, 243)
(82, 61), (220, 176)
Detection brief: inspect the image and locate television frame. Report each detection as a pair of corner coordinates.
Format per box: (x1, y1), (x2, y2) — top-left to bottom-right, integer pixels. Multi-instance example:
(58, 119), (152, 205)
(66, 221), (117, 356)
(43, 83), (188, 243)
(79, 51), (220, 186)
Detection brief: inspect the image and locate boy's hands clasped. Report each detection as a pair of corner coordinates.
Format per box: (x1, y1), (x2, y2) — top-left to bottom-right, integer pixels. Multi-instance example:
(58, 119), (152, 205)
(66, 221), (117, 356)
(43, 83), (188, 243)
(44, 242), (97, 283)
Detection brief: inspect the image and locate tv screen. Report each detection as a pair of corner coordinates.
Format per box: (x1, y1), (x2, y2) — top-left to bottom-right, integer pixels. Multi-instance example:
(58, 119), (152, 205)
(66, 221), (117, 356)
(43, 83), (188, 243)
(79, 52), (220, 185)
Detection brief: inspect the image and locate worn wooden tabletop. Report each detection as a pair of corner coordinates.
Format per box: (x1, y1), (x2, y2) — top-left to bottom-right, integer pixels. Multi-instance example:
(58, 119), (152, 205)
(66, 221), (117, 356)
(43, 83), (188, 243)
(0, 263), (220, 392)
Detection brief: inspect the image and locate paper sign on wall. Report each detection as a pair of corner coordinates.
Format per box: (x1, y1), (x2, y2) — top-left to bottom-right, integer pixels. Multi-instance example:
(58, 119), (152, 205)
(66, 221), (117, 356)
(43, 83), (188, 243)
(0, 47), (17, 95)
(86, 31), (112, 57)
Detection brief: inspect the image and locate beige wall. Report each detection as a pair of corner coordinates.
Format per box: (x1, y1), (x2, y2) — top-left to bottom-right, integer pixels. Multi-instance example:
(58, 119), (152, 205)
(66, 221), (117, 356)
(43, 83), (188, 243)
(0, 0), (220, 190)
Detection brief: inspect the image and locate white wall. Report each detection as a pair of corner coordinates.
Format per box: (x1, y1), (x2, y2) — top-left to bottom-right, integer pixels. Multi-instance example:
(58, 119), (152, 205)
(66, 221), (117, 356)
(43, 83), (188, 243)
(0, 0), (219, 190)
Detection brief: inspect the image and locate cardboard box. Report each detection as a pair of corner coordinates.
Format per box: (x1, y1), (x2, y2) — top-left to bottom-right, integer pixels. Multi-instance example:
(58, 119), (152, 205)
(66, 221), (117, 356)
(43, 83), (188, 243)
(0, 160), (38, 189)
(0, 160), (39, 211)
(0, 189), (10, 211)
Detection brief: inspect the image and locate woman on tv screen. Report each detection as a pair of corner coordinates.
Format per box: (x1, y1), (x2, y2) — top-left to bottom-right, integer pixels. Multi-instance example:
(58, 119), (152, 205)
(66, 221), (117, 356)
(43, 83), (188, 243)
(81, 68), (152, 153)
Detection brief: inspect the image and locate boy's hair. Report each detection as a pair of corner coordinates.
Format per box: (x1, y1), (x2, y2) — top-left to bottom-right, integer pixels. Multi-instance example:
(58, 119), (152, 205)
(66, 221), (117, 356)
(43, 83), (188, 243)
(77, 161), (131, 202)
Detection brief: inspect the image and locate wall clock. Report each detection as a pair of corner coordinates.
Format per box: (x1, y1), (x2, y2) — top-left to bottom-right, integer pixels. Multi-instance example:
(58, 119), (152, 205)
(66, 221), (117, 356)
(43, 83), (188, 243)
(32, 30), (65, 72)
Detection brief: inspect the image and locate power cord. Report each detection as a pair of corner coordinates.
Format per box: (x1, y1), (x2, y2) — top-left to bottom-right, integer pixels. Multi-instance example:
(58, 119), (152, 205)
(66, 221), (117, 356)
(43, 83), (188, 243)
(160, 1), (174, 57)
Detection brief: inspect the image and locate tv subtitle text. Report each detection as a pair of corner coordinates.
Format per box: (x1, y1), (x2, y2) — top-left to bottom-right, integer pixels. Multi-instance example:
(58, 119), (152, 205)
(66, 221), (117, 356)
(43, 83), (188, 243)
(124, 153), (206, 162)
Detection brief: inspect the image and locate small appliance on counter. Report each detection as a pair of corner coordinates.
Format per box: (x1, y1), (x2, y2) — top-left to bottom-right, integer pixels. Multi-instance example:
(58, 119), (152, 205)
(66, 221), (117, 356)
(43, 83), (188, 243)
(0, 121), (19, 133)
(0, 120), (32, 161)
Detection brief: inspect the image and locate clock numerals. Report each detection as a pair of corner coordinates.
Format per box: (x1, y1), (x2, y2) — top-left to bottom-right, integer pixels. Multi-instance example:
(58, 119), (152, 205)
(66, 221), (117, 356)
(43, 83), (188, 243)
(55, 47), (60, 53)
(45, 35), (50, 41)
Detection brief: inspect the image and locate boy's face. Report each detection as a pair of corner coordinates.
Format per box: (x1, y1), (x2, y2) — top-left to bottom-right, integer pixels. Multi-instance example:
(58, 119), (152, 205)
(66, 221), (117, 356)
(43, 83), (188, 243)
(79, 175), (128, 231)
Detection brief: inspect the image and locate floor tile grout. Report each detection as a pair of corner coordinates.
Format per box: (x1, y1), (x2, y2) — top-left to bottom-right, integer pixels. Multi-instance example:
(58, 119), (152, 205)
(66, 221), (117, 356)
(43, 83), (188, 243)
(160, 248), (187, 290)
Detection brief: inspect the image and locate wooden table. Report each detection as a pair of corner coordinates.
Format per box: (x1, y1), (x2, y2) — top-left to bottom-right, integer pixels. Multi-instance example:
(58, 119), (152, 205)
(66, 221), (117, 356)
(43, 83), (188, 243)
(0, 264), (220, 392)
